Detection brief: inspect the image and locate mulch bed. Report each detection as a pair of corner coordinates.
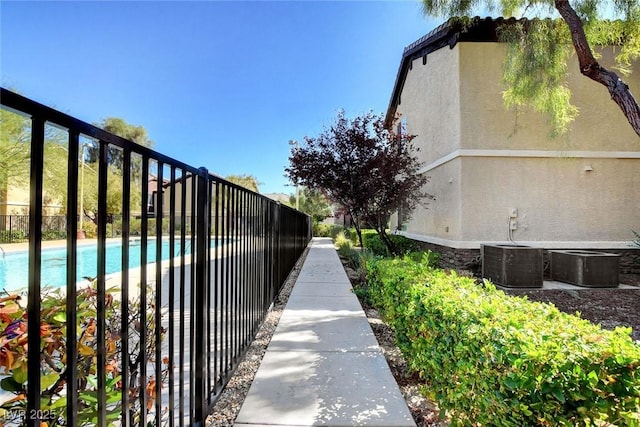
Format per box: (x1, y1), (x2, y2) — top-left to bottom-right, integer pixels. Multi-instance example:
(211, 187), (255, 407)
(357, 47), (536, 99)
(505, 289), (640, 341)
(504, 273), (639, 341)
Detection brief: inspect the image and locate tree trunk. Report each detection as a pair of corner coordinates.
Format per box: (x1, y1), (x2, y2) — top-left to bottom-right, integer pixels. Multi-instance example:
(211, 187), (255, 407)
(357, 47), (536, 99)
(0, 175), (7, 216)
(351, 212), (364, 248)
(555, 0), (640, 138)
(377, 227), (398, 257)
(86, 208), (98, 225)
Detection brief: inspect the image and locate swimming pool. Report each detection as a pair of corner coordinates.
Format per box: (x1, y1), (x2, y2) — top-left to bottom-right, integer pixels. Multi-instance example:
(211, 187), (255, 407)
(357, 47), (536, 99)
(0, 239), (194, 291)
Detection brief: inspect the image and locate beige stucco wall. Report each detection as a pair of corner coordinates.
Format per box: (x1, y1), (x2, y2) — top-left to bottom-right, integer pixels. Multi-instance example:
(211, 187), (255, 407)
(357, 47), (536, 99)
(396, 40), (640, 248)
(398, 46), (461, 166)
(403, 159), (462, 240)
(161, 179), (195, 217)
(459, 157), (639, 244)
(1, 185), (60, 216)
(457, 43), (640, 150)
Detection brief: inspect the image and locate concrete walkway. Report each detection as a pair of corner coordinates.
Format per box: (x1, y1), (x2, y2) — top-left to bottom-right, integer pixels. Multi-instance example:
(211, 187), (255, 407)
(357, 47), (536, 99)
(235, 237), (416, 427)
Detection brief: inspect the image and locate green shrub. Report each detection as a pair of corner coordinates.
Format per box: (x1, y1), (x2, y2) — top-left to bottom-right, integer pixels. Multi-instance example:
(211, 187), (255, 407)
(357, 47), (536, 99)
(0, 230), (26, 243)
(343, 227), (359, 245)
(351, 251), (378, 304)
(334, 231), (363, 269)
(313, 222), (329, 237)
(361, 230), (386, 255)
(344, 248), (362, 270)
(361, 229), (425, 258)
(365, 256), (640, 426)
(146, 218), (158, 236)
(81, 222), (97, 238)
(109, 217), (174, 238)
(313, 222), (344, 238)
(105, 223), (119, 238)
(0, 282), (169, 424)
(329, 225), (345, 239)
(334, 231), (352, 252)
(392, 235), (423, 256)
(41, 230), (67, 241)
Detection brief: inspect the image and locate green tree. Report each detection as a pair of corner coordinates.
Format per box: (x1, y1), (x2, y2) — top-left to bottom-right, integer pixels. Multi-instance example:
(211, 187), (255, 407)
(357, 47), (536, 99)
(88, 117), (155, 167)
(421, 1), (640, 137)
(225, 174), (261, 193)
(79, 117), (154, 229)
(0, 109), (30, 208)
(0, 107), (69, 213)
(0, 102), (152, 232)
(42, 138), (71, 210)
(75, 162), (136, 228)
(289, 187), (333, 222)
(286, 110), (431, 255)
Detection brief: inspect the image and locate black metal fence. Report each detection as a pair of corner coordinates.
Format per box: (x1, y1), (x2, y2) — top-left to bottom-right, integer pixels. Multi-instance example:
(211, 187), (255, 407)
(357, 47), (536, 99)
(0, 214), (202, 242)
(0, 88), (311, 426)
(0, 215), (68, 243)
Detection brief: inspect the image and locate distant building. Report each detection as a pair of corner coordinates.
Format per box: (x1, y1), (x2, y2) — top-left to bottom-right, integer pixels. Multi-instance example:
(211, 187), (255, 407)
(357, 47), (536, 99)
(385, 18), (640, 273)
(1, 178), (63, 241)
(1, 181), (62, 216)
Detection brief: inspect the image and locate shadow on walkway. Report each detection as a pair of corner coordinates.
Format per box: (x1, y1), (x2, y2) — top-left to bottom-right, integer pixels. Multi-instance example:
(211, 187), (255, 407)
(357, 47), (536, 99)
(235, 237), (415, 426)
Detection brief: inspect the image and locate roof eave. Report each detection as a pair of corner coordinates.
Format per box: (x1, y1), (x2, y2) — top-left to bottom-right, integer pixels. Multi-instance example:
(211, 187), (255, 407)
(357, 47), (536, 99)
(383, 16), (508, 129)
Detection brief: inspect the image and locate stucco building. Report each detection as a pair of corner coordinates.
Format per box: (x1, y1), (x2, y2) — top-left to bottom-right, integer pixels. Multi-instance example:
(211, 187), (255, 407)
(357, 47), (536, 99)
(386, 18), (640, 274)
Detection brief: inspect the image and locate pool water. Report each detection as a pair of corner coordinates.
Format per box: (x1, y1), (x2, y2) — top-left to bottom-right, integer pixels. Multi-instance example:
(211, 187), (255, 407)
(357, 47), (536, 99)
(0, 239), (194, 291)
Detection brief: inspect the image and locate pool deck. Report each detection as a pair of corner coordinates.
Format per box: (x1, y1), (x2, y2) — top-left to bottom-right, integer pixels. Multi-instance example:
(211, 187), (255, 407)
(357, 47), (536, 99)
(0, 238), (113, 252)
(0, 236), (192, 253)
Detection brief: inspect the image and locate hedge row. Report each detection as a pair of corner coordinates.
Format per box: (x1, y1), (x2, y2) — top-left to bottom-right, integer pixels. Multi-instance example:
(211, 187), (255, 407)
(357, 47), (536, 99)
(313, 223), (346, 239)
(364, 255), (640, 426)
(361, 229), (424, 257)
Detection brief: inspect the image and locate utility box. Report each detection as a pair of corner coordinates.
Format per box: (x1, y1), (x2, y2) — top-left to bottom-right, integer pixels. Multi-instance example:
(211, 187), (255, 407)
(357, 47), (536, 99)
(550, 250), (620, 288)
(482, 244), (544, 288)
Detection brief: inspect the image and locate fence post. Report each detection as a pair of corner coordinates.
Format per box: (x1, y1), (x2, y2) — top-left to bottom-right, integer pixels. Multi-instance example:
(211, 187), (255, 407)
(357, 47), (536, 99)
(27, 117), (45, 427)
(194, 167), (210, 425)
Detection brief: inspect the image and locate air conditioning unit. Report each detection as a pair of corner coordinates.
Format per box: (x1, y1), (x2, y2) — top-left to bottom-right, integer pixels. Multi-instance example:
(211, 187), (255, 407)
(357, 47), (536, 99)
(481, 244), (543, 288)
(549, 250), (619, 288)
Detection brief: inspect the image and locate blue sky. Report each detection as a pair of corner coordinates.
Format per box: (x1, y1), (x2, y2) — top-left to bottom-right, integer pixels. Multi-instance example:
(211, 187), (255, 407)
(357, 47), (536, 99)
(1, 1), (439, 195)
